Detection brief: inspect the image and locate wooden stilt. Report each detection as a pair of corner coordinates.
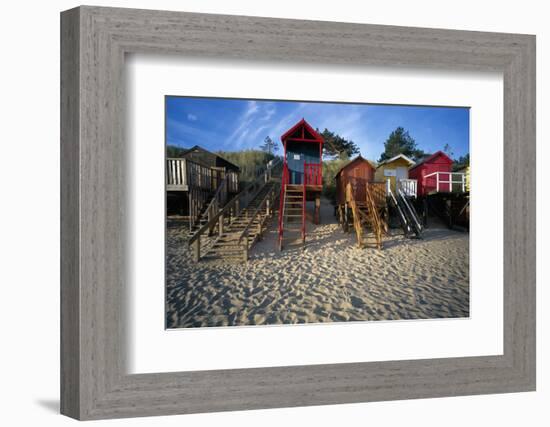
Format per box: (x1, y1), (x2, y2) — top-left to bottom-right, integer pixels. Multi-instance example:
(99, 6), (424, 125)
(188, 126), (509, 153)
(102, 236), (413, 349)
(218, 212), (224, 236)
(314, 196), (321, 224)
(192, 237), (200, 262)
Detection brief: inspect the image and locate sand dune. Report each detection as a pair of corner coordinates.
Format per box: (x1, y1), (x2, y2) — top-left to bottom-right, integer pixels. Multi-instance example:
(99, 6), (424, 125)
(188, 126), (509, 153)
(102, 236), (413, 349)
(166, 200), (469, 328)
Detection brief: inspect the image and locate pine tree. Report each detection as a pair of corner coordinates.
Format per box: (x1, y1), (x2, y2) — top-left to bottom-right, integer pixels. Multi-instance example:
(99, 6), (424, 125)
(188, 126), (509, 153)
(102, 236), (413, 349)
(317, 128), (360, 159)
(259, 136), (278, 155)
(378, 127), (425, 162)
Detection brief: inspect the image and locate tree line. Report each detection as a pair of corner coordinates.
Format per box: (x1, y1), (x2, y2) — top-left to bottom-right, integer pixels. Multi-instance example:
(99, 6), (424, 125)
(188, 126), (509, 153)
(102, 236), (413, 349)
(167, 125), (469, 188)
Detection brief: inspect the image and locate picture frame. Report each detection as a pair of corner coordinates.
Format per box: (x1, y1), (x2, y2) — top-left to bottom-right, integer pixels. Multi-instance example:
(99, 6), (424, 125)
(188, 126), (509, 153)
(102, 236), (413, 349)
(60, 5), (535, 420)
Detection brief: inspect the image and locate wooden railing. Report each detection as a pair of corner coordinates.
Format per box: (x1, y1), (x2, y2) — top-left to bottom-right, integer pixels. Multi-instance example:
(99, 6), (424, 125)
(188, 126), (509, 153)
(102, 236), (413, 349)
(368, 182), (387, 207)
(166, 157), (226, 192)
(346, 183), (363, 247)
(365, 184), (383, 249)
(424, 171), (466, 194)
(199, 174), (229, 233)
(304, 162), (322, 185)
(238, 183), (279, 261)
(345, 182), (385, 249)
(188, 157), (282, 261)
(166, 158), (187, 190)
(397, 179), (417, 198)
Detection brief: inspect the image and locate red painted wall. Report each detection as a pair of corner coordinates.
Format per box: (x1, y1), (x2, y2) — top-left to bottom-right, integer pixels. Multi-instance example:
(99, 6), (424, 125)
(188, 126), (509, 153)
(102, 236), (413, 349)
(409, 152), (453, 196)
(336, 158), (376, 205)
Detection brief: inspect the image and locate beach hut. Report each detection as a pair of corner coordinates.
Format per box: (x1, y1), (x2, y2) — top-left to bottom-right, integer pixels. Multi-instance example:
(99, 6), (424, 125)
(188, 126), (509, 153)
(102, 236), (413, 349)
(278, 118), (324, 250)
(374, 153), (416, 196)
(334, 155), (387, 249)
(166, 145), (241, 229)
(334, 155), (376, 206)
(281, 118), (324, 186)
(408, 151), (457, 196)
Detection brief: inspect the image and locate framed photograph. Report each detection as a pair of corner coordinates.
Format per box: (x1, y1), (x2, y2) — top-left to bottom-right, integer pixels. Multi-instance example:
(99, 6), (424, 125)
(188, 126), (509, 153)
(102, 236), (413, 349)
(61, 6), (536, 420)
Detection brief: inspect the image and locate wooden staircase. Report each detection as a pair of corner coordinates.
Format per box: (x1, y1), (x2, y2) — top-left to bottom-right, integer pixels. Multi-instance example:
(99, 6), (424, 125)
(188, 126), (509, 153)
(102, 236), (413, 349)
(202, 181), (279, 262)
(186, 194), (214, 237)
(278, 184), (306, 251)
(346, 183), (386, 249)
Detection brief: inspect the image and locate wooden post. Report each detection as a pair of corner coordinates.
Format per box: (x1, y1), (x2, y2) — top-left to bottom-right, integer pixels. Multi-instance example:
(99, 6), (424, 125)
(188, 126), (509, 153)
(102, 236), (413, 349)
(447, 199), (453, 229)
(257, 221), (262, 240)
(242, 239), (248, 262)
(422, 197), (429, 228)
(218, 212), (224, 236)
(266, 198), (270, 217)
(188, 192), (193, 232)
(344, 203), (349, 233)
(208, 206), (214, 236)
(193, 236), (200, 262)
(314, 195), (321, 224)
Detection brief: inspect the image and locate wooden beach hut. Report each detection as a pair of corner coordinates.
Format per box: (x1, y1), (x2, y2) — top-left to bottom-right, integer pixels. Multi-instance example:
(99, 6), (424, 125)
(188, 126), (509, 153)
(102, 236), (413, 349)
(166, 145), (240, 232)
(408, 151), (456, 196)
(334, 155), (376, 206)
(409, 151), (469, 230)
(334, 155), (388, 249)
(278, 118), (324, 250)
(374, 153), (416, 197)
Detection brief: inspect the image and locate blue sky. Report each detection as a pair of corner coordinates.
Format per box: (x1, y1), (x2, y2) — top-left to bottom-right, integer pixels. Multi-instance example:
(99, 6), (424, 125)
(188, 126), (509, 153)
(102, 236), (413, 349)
(166, 96), (470, 160)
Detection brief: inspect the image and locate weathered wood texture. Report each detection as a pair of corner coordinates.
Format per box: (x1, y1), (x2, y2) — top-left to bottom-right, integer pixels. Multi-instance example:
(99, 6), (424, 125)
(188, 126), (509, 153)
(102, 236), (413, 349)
(60, 6), (536, 420)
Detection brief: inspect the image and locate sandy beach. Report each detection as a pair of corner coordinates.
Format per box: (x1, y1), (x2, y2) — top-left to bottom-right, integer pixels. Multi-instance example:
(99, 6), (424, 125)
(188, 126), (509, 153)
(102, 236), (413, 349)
(166, 199), (469, 328)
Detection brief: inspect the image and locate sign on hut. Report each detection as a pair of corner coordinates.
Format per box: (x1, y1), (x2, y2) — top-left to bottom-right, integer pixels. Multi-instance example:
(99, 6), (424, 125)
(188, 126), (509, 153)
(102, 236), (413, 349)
(374, 153), (416, 197)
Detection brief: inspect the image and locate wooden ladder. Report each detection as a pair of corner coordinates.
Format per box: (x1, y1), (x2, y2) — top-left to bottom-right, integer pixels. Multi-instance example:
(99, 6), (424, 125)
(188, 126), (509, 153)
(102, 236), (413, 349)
(278, 184), (306, 251)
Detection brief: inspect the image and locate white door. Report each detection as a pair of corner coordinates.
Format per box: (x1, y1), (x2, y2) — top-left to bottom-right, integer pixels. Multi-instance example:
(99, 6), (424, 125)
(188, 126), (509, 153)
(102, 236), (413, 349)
(396, 166), (408, 180)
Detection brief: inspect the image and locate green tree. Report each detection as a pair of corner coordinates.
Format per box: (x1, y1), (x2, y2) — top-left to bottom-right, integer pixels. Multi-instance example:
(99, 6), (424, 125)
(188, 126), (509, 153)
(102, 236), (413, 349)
(259, 136), (279, 155)
(453, 153), (470, 171)
(166, 145), (188, 157)
(215, 149), (277, 185)
(317, 128), (360, 159)
(378, 127), (425, 162)
(443, 143), (454, 159)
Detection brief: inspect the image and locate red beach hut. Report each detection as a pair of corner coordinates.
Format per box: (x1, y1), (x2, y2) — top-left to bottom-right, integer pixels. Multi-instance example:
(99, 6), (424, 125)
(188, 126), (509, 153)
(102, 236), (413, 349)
(408, 151), (454, 196)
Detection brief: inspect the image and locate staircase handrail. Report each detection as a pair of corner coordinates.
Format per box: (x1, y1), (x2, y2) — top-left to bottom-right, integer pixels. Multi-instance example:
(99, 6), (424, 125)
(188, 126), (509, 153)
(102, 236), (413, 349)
(200, 174), (228, 225)
(388, 187), (412, 237)
(238, 183), (279, 245)
(365, 183), (383, 249)
(397, 188), (423, 237)
(188, 157), (282, 247)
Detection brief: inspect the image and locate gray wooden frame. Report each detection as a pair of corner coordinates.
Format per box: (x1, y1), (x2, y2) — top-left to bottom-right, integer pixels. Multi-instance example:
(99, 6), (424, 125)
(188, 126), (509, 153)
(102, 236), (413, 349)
(60, 5), (536, 420)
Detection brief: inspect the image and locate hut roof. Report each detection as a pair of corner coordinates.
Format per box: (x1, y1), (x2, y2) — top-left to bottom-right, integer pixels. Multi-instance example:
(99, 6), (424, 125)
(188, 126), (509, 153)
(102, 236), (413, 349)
(179, 145), (240, 172)
(334, 155), (376, 178)
(376, 153), (415, 168)
(280, 118), (324, 145)
(409, 150), (452, 172)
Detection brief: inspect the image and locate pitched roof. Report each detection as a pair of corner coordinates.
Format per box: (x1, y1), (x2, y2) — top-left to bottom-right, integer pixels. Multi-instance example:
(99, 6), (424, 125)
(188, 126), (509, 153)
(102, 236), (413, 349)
(280, 118), (324, 144)
(409, 150), (452, 172)
(376, 153), (415, 168)
(334, 155), (376, 178)
(179, 145), (240, 171)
